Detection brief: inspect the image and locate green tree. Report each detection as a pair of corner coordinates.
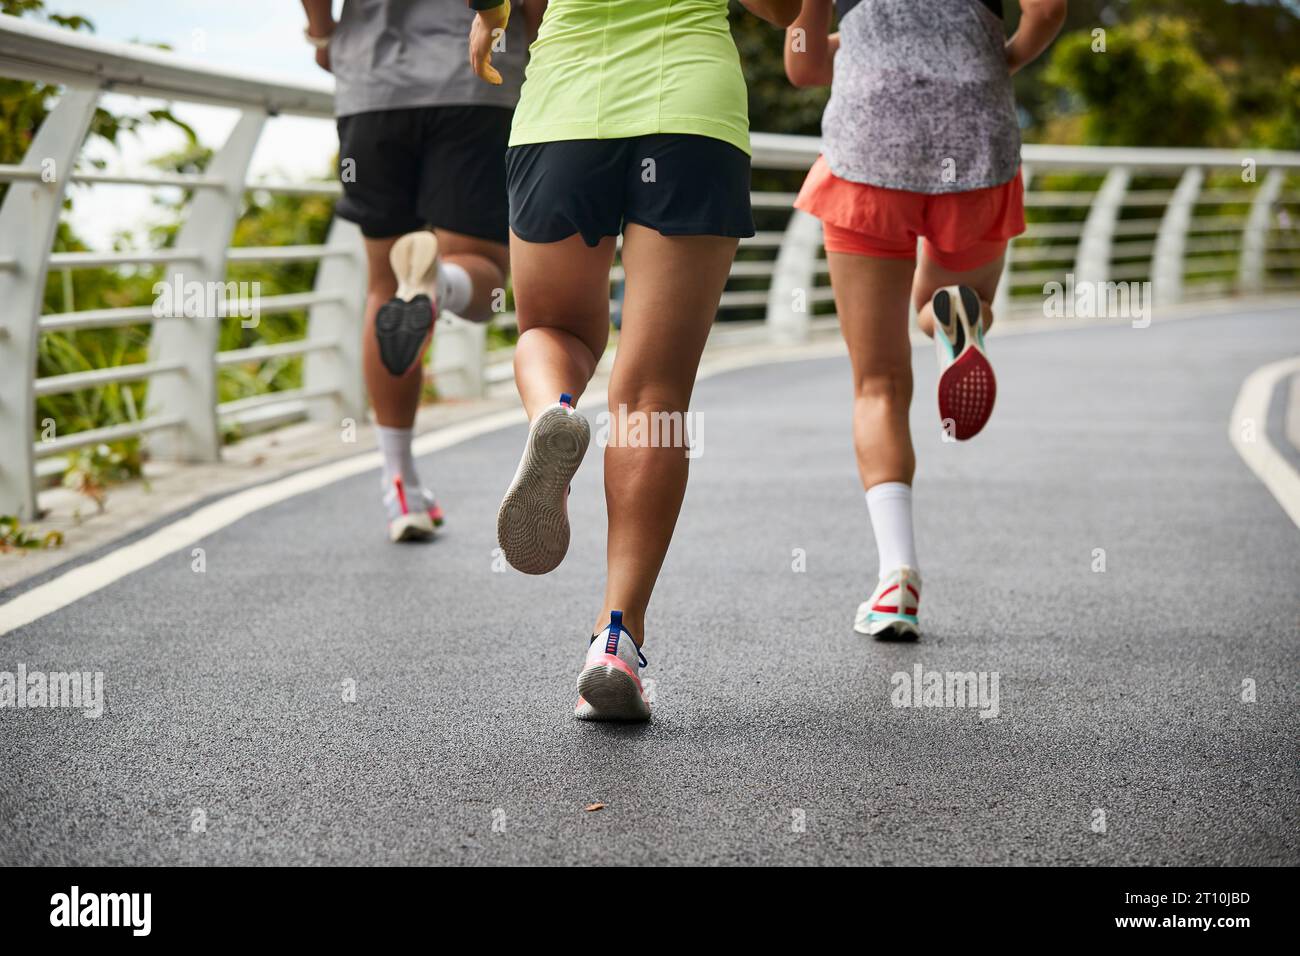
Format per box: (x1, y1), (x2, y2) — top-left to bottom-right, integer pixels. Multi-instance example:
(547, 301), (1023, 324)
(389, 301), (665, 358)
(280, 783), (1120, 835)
(727, 1), (829, 139)
(1042, 16), (1232, 147)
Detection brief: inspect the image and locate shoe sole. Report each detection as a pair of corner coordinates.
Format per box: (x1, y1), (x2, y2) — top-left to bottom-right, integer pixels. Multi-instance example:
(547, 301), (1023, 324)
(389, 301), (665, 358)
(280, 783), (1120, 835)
(853, 618), (920, 641)
(575, 658), (651, 722)
(497, 405), (590, 574)
(389, 512), (436, 543)
(375, 232), (440, 376)
(935, 286), (996, 441)
(390, 231), (439, 302)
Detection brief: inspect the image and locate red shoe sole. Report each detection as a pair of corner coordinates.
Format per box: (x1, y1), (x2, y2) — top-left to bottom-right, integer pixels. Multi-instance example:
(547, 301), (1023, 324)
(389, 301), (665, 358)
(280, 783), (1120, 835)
(938, 346), (996, 441)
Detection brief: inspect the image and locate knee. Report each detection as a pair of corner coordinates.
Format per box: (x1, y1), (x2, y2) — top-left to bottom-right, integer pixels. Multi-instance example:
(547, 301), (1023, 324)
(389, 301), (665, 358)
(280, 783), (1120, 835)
(367, 276), (397, 304)
(854, 366), (912, 407)
(607, 382), (687, 417)
(516, 320), (607, 370)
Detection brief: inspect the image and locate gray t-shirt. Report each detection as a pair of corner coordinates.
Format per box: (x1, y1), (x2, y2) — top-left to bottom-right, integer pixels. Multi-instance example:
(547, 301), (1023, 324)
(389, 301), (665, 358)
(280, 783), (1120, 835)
(330, 0), (527, 117)
(822, 0), (1021, 193)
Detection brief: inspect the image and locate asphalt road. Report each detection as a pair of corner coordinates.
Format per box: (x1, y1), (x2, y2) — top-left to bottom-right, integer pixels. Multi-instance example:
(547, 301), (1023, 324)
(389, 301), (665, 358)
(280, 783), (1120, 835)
(2, 307), (1297, 865)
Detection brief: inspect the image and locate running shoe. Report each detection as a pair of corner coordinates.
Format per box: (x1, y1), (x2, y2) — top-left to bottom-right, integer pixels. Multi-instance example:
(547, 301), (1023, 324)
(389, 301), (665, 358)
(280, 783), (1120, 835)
(497, 393), (589, 574)
(375, 231), (440, 377)
(575, 610), (651, 722)
(933, 285), (996, 441)
(854, 566), (921, 640)
(384, 475), (442, 543)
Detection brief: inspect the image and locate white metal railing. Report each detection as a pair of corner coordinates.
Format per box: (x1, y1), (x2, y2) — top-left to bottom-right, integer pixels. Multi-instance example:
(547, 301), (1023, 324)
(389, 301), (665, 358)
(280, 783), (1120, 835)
(2, 14), (1299, 521)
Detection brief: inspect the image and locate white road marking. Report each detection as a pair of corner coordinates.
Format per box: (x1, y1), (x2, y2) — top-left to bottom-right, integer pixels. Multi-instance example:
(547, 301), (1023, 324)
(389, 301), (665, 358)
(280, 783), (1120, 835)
(0, 342), (852, 638)
(1229, 355), (1300, 529)
(0, 407), (527, 637)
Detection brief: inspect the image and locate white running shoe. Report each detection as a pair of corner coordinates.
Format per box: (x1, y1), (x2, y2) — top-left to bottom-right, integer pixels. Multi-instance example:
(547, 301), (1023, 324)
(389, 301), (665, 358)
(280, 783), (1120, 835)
(933, 285), (996, 441)
(496, 393), (589, 574)
(375, 231), (440, 377)
(854, 566), (922, 640)
(575, 611), (651, 722)
(384, 475), (443, 543)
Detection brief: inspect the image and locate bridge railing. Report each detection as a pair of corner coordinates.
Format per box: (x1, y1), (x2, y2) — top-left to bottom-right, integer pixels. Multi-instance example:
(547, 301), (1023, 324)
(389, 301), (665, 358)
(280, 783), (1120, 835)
(2, 15), (1299, 521)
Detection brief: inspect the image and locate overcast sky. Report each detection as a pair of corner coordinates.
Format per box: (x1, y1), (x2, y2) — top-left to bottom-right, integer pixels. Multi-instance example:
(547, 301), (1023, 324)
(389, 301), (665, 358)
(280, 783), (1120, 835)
(43, 1), (342, 247)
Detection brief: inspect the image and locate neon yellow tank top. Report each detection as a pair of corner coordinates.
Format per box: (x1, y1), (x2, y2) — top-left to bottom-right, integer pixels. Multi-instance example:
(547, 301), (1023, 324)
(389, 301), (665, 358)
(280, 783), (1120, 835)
(508, 0), (750, 155)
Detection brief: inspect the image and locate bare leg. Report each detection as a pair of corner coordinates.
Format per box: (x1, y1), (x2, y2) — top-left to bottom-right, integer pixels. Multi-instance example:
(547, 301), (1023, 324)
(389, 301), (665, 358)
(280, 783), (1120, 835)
(828, 253), (918, 490)
(912, 246), (1005, 339)
(509, 231), (618, 418)
(594, 225), (739, 644)
(434, 227), (510, 323)
(360, 237), (418, 428)
(364, 230), (511, 427)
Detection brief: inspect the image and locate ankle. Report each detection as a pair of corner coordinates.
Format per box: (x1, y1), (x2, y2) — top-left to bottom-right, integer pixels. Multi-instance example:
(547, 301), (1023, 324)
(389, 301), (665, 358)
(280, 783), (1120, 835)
(376, 424), (421, 489)
(594, 609), (645, 647)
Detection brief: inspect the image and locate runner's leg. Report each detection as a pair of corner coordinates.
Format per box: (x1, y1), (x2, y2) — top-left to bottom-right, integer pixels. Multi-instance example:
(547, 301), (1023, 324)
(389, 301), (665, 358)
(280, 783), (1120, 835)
(828, 252), (917, 490)
(593, 224), (739, 644)
(434, 227), (509, 322)
(912, 244), (1004, 338)
(509, 232), (617, 418)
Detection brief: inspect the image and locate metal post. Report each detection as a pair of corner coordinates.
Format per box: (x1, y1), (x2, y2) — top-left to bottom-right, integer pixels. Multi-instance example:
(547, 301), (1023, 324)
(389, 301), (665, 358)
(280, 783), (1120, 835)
(1152, 166), (1202, 309)
(1074, 166), (1130, 290)
(146, 109), (266, 461)
(304, 216), (367, 424)
(767, 209), (823, 345)
(1239, 168), (1284, 294)
(431, 314), (488, 400)
(0, 86), (98, 520)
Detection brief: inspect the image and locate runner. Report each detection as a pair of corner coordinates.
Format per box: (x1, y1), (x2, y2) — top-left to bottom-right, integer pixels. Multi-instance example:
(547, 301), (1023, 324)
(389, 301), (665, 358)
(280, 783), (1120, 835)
(301, 0), (545, 542)
(784, 0), (1066, 638)
(468, 0), (801, 720)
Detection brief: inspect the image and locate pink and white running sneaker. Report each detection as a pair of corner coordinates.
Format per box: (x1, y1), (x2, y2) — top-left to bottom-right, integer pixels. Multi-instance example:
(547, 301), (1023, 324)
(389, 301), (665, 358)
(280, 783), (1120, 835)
(384, 475), (444, 543)
(854, 566), (921, 640)
(933, 285), (996, 441)
(575, 610), (651, 722)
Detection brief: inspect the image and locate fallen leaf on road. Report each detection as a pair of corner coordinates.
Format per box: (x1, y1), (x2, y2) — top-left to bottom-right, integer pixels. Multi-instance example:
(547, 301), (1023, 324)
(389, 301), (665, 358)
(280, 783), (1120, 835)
(584, 803), (605, 812)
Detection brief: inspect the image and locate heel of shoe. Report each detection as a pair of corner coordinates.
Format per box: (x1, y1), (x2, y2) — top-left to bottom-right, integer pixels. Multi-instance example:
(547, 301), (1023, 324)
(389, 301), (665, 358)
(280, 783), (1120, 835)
(956, 285), (986, 349)
(390, 231), (440, 299)
(575, 657), (649, 721)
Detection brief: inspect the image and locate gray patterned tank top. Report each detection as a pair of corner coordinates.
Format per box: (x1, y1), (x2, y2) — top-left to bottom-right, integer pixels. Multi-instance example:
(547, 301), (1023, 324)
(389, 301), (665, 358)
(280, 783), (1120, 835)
(821, 0), (1021, 193)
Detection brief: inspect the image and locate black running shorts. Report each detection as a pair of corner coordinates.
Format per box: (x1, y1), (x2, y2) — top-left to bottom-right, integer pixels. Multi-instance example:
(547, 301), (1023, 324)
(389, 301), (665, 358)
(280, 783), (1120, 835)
(505, 134), (755, 247)
(335, 105), (512, 243)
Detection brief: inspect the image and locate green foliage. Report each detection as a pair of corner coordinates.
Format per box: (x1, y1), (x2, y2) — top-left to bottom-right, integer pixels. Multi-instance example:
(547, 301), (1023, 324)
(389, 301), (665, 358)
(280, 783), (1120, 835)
(1043, 16), (1232, 147)
(61, 443), (144, 512)
(0, 514), (64, 551)
(220, 189), (334, 402)
(728, 1), (828, 139)
(144, 141), (336, 406)
(1241, 64), (1300, 150)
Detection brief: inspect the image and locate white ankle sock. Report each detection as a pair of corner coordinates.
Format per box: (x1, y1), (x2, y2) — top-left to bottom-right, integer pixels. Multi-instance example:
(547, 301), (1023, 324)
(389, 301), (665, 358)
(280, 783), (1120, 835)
(865, 481), (918, 578)
(436, 261), (472, 316)
(376, 425), (421, 490)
